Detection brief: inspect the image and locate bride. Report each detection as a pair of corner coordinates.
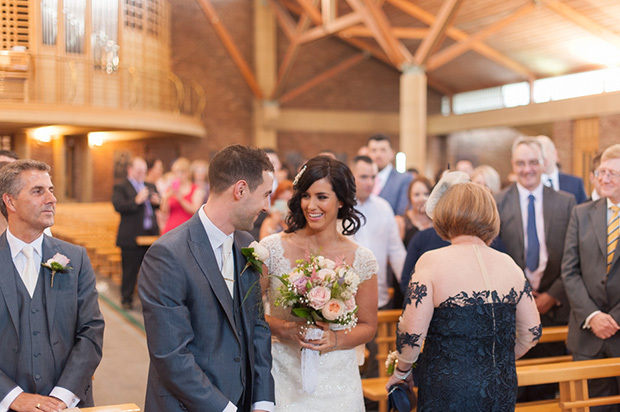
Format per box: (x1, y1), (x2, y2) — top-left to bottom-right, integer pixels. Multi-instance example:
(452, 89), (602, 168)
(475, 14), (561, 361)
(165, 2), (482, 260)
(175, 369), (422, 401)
(260, 155), (378, 411)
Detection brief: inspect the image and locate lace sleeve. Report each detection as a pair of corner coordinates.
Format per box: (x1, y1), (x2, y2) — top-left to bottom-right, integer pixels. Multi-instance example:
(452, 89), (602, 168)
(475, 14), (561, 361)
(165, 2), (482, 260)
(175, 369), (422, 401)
(515, 277), (542, 359)
(259, 233), (281, 275)
(353, 246), (379, 283)
(397, 267), (435, 365)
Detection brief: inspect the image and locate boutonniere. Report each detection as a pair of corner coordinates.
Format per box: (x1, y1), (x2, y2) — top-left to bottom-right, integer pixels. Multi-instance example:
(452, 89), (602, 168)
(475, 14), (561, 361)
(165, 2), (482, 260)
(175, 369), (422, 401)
(240, 241), (269, 276)
(41, 253), (73, 287)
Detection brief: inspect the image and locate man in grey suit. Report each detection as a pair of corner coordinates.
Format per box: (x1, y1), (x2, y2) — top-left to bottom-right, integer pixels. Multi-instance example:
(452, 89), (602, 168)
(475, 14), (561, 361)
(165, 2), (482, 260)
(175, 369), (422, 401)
(495, 137), (575, 400)
(562, 144), (620, 411)
(367, 134), (413, 216)
(0, 160), (104, 412)
(139, 145), (275, 412)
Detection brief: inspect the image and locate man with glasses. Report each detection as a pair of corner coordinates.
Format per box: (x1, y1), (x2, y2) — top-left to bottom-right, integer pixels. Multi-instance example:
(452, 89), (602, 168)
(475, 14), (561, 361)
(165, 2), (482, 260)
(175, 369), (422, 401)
(562, 144), (620, 412)
(495, 136), (576, 401)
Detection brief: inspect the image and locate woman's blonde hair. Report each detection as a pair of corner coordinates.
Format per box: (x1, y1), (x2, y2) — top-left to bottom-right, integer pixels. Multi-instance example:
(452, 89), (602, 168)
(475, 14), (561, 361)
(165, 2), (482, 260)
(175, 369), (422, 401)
(433, 182), (500, 245)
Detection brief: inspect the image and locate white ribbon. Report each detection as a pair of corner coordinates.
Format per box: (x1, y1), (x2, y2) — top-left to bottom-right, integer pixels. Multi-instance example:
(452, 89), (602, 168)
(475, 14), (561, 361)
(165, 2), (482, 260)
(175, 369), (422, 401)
(300, 327), (323, 394)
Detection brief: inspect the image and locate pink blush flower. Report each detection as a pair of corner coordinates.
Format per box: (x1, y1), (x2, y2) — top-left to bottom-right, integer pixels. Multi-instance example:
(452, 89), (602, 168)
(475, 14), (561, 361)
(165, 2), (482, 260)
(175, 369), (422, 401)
(49, 253), (70, 267)
(322, 299), (345, 321)
(307, 286), (331, 310)
(344, 297), (356, 312)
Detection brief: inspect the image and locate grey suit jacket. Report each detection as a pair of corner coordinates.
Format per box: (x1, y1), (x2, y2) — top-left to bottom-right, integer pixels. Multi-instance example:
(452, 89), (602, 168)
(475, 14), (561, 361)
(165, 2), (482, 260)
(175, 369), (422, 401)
(379, 168), (413, 216)
(139, 213), (274, 412)
(495, 184), (575, 324)
(0, 233), (104, 406)
(561, 198), (620, 356)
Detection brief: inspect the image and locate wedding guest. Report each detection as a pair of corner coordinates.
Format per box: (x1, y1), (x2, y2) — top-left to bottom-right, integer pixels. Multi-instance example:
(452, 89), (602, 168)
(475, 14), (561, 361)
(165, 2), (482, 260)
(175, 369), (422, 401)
(396, 177), (433, 248)
(260, 155), (378, 411)
(589, 152), (602, 201)
(160, 157), (205, 234)
(259, 179), (293, 240)
(538, 135), (587, 204)
(139, 145), (275, 412)
(562, 144), (620, 412)
(367, 134), (413, 216)
(0, 160), (104, 411)
(191, 159), (210, 203)
(471, 165), (501, 194)
(0, 150), (18, 162)
(112, 156), (160, 310)
(388, 173), (541, 411)
(455, 159), (475, 177)
(495, 136), (575, 401)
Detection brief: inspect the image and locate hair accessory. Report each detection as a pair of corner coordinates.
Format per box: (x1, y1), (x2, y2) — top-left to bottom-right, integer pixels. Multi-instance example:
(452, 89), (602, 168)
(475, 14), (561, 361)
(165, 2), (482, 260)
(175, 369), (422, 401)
(425, 171), (470, 219)
(293, 164), (307, 187)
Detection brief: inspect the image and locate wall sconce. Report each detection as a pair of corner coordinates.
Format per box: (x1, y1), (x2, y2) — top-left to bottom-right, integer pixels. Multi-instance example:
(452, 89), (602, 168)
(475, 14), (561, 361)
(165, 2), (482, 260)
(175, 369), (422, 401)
(88, 132), (106, 148)
(31, 126), (58, 143)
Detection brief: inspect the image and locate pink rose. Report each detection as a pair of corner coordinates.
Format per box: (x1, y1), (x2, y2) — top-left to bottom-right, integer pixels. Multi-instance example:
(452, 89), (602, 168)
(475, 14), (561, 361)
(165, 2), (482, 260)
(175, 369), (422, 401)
(344, 297), (356, 312)
(307, 286), (331, 310)
(322, 299), (345, 321)
(316, 268), (336, 282)
(49, 253), (70, 267)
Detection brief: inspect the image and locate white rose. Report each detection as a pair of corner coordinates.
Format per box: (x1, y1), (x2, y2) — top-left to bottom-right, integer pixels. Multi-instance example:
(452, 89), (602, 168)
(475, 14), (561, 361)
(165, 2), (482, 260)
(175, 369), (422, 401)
(307, 286), (331, 310)
(250, 241), (270, 261)
(323, 258), (336, 270)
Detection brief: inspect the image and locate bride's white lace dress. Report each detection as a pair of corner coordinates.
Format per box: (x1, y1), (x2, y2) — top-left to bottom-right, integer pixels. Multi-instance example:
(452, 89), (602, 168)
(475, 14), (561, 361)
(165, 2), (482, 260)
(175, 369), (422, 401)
(260, 233), (378, 412)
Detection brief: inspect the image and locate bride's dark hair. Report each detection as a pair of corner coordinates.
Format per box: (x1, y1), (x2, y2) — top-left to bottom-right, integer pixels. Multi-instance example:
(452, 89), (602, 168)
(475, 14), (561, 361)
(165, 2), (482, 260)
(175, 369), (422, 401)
(285, 155), (364, 235)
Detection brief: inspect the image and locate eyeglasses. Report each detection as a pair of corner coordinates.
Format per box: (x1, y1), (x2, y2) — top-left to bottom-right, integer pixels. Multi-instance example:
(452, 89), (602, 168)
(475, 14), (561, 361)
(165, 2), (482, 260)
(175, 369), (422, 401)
(513, 160), (543, 168)
(595, 168), (620, 180)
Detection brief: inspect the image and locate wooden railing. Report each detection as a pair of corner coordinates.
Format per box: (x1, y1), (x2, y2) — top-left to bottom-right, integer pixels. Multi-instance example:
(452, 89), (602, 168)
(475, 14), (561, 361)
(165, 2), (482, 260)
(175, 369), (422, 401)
(80, 403), (140, 412)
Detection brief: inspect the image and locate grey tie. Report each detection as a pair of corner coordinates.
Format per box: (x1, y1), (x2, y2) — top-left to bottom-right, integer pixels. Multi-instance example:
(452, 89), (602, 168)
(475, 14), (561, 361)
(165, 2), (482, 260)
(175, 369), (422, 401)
(221, 237), (235, 298)
(22, 245), (38, 297)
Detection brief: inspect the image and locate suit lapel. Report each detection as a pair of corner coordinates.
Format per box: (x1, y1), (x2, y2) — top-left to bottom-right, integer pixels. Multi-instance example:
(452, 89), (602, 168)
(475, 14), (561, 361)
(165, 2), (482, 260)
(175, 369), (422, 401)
(505, 186), (525, 264)
(42, 235), (61, 332)
(187, 215), (237, 335)
(0, 233), (20, 339)
(590, 200), (608, 259)
(542, 187), (553, 239)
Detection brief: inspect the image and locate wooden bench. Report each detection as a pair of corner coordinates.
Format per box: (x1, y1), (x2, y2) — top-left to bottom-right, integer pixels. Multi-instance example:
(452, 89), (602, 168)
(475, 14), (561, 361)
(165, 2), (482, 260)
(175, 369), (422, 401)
(361, 310), (570, 412)
(79, 403), (140, 412)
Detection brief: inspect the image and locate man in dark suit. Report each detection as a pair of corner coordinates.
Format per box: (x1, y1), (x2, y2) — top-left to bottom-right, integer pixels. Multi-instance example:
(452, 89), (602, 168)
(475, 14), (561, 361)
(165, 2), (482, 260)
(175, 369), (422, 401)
(0, 160), (104, 411)
(538, 135), (587, 204)
(562, 144), (620, 412)
(112, 156), (160, 309)
(139, 145), (275, 412)
(495, 137), (575, 401)
(367, 134), (413, 216)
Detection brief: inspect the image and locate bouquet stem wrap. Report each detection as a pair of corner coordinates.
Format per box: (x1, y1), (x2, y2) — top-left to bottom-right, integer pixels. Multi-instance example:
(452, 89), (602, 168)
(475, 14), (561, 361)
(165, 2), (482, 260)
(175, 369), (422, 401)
(301, 327), (324, 394)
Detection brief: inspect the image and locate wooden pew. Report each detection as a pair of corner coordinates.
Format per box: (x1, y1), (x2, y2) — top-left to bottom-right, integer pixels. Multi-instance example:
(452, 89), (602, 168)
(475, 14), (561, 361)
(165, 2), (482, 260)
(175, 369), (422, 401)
(79, 404), (140, 412)
(516, 358), (620, 411)
(361, 310), (570, 412)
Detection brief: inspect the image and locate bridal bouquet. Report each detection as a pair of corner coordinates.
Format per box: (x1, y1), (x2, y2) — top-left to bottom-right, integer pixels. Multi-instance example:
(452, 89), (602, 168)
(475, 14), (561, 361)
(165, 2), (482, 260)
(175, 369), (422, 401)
(274, 253), (361, 330)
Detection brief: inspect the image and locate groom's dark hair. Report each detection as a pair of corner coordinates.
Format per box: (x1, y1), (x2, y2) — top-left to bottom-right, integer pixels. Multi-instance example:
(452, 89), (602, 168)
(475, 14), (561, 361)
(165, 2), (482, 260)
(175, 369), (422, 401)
(209, 145), (274, 194)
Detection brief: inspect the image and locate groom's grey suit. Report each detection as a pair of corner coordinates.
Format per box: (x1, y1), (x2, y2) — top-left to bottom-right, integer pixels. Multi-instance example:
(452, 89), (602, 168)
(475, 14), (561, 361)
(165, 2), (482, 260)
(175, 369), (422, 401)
(139, 213), (274, 412)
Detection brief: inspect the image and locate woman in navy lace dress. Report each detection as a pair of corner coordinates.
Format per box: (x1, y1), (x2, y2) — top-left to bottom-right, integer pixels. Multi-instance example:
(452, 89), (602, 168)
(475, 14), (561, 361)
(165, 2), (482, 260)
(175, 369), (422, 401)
(387, 174), (542, 411)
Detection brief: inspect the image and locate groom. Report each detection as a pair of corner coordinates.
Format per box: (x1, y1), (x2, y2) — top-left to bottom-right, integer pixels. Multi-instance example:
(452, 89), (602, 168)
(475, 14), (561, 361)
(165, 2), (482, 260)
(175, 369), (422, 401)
(139, 145), (275, 412)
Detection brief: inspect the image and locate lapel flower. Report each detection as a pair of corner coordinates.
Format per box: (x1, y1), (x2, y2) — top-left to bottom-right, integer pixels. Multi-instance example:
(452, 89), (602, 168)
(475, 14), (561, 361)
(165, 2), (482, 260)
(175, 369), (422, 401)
(240, 241), (269, 276)
(42, 253), (73, 287)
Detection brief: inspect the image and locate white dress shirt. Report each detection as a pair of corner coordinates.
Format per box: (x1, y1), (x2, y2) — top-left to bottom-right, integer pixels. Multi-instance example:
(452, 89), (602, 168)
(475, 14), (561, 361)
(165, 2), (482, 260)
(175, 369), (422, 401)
(0, 230), (80, 412)
(198, 206), (275, 412)
(516, 182), (549, 291)
(542, 167), (560, 191)
(354, 195), (406, 308)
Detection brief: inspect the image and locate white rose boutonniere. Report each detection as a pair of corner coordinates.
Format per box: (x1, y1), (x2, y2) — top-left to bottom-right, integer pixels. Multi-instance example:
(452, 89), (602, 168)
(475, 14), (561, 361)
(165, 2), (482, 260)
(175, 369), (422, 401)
(240, 241), (269, 276)
(41, 253), (73, 287)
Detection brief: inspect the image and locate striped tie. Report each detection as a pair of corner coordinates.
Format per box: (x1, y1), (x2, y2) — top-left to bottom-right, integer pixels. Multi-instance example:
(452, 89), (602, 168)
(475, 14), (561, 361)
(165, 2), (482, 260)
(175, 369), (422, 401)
(608, 206), (620, 274)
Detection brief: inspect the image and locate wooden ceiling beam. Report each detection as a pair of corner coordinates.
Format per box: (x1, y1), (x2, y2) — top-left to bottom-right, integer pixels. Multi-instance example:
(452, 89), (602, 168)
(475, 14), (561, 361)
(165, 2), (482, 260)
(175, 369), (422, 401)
(268, 0), (297, 41)
(279, 53), (367, 104)
(338, 36), (392, 65)
(195, 0), (264, 99)
(414, 0), (464, 67)
(543, 0), (620, 49)
(387, 0), (535, 81)
(427, 3), (535, 71)
(297, 12), (364, 44)
(321, 0), (337, 25)
(295, 0), (323, 25)
(341, 25), (427, 39)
